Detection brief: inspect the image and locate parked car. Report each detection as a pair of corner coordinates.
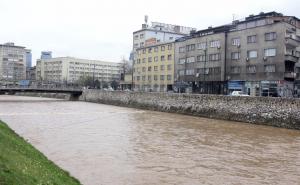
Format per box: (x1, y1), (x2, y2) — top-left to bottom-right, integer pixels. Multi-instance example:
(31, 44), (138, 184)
(230, 91), (249, 96)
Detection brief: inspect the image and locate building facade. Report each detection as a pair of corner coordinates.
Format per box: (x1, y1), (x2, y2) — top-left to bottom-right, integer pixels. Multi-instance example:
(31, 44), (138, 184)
(25, 49), (32, 68)
(36, 57), (122, 84)
(41, 51), (52, 59)
(0, 42), (28, 84)
(133, 21), (195, 52)
(174, 12), (300, 97)
(133, 42), (175, 92)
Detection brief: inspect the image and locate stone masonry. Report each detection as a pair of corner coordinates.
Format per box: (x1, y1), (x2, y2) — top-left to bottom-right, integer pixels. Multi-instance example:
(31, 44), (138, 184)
(81, 90), (300, 129)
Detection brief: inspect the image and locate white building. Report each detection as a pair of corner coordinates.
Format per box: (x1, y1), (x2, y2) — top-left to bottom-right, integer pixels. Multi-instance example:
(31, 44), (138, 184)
(0, 42), (28, 83)
(36, 57), (122, 84)
(133, 19), (196, 52)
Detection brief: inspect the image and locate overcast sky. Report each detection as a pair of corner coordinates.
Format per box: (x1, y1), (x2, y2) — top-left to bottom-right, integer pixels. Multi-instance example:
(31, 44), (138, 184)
(0, 0), (299, 65)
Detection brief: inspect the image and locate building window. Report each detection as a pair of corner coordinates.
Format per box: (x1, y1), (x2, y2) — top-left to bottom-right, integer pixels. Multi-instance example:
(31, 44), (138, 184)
(247, 35), (257, 43)
(246, 65), (256, 73)
(214, 67), (221, 74)
(154, 66), (158, 71)
(169, 37), (173, 40)
(247, 50), (258, 58)
(140, 42), (144, 47)
(178, 70), (185, 76)
(231, 52), (240, 60)
(186, 69), (195, 75)
(160, 65), (165, 70)
(179, 47), (185, 53)
(167, 64), (172, 70)
(137, 76), (140, 81)
(148, 48), (152, 53)
(142, 76), (146, 81)
(167, 75), (172, 81)
(197, 55), (206, 62)
(209, 53), (221, 61)
(197, 42), (207, 50)
(148, 75), (151, 81)
(140, 34), (144, 39)
(178, 58), (185, 64)
(168, 44), (172, 50)
(161, 55), (165, 61)
(264, 48), (276, 57)
(231, 66), (241, 74)
(161, 46), (165, 51)
(142, 49), (146, 54)
(148, 66), (152, 71)
(160, 75), (165, 80)
(232, 38), (240, 46)
(186, 56), (195, 63)
(167, 54), (172, 61)
(154, 47), (158, 52)
(186, 44), (195, 51)
(264, 65), (276, 72)
(154, 56), (158, 62)
(137, 59), (141, 64)
(148, 57), (152, 62)
(154, 75), (158, 81)
(142, 58), (146, 63)
(265, 32), (277, 41)
(210, 40), (220, 48)
(134, 35), (139, 40)
(142, 67), (146, 72)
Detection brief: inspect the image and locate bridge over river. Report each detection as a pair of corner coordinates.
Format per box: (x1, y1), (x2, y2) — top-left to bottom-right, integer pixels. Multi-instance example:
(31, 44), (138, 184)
(0, 86), (83, 99)
(0, 95), (299, 185)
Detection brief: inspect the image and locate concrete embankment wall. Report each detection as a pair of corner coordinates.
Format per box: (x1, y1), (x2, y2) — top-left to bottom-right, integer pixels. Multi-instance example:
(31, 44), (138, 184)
(14, 92), (71, 100)
(80, 90), (300, 129)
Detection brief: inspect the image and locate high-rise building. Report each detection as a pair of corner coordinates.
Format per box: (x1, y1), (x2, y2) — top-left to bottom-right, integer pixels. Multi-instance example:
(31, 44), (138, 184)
(0, 42), (28, 84)
(131, 17), (196, 91)
(41, 51), (52, 59)
(36, 57), (122, 84)
(25, 49), (32, 68)
(174, 12), (300, 97)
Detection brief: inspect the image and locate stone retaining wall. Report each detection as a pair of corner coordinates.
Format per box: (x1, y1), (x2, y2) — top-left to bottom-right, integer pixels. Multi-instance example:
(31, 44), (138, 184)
(81, 90), (300, 129)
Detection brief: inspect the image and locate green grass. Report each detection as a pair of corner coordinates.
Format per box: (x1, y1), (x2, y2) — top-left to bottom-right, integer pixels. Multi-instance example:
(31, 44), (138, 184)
(0, 120), (81, 185)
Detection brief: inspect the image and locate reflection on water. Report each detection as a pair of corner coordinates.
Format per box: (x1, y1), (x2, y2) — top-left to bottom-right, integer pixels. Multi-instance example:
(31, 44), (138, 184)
(0, 95), (300, 185)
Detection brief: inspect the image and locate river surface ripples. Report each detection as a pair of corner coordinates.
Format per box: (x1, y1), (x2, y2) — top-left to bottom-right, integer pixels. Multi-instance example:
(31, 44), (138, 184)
(0, 95), (299, 185)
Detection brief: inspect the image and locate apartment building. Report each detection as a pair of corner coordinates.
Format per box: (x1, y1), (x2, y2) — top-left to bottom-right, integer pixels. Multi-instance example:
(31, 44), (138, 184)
(133, 21), (195, 51)
(175, 12), (300, 97)
(0, 42), (28, 84)
(36, 57), (122, 84)
(133, 42), (175, 92)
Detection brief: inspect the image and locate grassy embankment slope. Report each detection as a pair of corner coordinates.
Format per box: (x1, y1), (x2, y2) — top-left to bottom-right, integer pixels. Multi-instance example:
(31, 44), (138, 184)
(0, 120), (81, 185)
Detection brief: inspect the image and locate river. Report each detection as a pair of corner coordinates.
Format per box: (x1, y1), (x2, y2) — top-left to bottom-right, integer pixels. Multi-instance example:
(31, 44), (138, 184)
(0, 95), (299, 185)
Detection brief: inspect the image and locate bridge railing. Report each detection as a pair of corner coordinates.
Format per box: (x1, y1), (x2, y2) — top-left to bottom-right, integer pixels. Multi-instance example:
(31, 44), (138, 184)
(0, 85), (83, 91)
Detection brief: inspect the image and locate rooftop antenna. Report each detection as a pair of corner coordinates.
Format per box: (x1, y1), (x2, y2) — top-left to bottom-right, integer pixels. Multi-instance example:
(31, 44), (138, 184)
(145, 15), (148, 26)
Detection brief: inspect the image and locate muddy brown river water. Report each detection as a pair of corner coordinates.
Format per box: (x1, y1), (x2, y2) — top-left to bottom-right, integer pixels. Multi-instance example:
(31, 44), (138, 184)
(0, 95), (300, 185)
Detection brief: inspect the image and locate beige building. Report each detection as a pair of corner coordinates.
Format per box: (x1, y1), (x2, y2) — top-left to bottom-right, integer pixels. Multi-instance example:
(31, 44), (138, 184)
(0, 42), (27, 84)
(133, 42), (175, 92)
(36, 57), (122, 84)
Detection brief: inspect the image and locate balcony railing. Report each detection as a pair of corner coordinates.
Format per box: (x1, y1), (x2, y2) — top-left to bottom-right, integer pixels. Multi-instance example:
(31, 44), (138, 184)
(284, 72), (297, 79)
(285, 54), (299, 63)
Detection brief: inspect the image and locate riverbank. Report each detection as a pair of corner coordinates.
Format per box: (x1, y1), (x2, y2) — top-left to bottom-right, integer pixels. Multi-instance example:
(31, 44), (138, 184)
(81, 90), (300, 130)
(0, 120), (81, 185)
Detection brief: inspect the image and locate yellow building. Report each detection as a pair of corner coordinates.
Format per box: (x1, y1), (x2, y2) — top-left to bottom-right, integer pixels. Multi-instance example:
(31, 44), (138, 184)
(133, 42), (175, 92)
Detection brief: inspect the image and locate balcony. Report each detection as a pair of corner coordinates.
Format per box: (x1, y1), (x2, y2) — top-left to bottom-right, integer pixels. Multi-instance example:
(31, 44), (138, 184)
(284, 72), (296, 79)
(285, 36), (300, 47)
(285, 54), (299, 63)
